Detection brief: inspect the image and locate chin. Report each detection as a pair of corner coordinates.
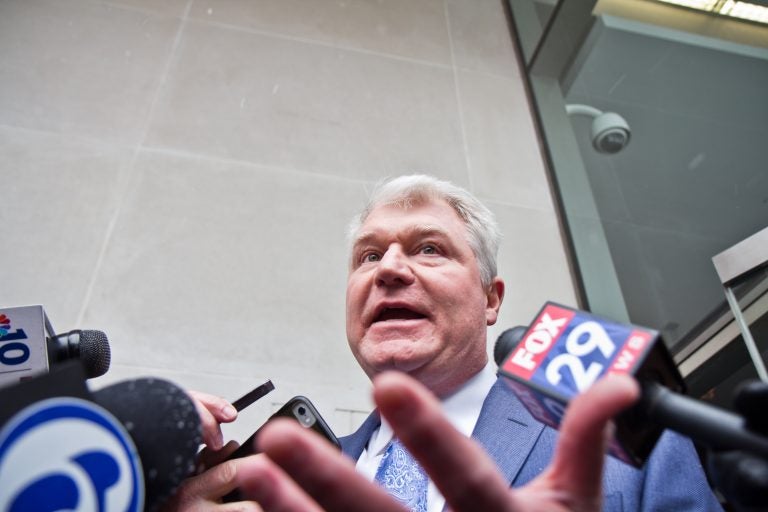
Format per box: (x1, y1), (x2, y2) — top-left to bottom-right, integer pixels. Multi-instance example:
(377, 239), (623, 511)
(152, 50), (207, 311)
(367, 348), (433, 375)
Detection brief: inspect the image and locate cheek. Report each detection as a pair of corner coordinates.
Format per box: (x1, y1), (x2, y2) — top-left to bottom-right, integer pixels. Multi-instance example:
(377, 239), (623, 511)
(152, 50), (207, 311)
(345, 284), (360, 315)
(345, 280), (367, 331)
(438, 287), (489, 330)
(436, 279), (484, 310)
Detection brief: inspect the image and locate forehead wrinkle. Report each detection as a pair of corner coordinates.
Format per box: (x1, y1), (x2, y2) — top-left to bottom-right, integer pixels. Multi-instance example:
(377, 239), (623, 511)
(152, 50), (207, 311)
(352, 224), (450, 249)
(408, 224), (451, 240)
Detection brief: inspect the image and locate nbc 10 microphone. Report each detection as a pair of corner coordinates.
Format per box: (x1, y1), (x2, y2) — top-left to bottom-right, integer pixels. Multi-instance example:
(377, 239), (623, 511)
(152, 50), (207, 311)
(0, 305), (111, 389)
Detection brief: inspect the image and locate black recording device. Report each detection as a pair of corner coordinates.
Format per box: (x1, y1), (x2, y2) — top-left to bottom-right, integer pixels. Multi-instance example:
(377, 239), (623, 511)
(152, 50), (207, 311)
(228, 394), (340, 460)
(221, 392), (339, 503)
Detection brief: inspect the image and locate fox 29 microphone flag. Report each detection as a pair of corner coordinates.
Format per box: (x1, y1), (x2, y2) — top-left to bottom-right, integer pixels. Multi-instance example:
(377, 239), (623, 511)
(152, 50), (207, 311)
(498, 302), (685, 467)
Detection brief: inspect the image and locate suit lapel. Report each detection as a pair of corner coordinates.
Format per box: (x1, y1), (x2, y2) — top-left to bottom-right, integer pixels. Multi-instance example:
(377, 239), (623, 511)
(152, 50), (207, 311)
(339, 410), (381, 460)
(340, 377), (544, 487)
(471, 378), (545, 486)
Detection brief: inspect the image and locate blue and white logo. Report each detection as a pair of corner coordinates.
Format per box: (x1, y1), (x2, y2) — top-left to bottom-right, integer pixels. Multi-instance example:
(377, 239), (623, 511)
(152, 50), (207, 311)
(0, 397), (143, 512)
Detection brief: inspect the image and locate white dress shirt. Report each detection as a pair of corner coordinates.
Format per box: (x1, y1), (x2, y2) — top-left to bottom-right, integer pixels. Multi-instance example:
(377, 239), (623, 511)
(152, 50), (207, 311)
(355, 362), (497, 512)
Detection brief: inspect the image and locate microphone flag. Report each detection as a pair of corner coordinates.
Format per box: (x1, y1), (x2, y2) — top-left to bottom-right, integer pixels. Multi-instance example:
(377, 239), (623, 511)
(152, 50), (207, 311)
(0, 363), (143, 511)
(498, 301), (685, 466)
(0, 305), (54, 388)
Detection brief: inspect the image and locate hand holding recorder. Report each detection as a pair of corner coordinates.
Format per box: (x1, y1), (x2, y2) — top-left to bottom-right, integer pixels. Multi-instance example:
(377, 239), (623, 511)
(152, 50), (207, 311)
(162, 381), (339, 510)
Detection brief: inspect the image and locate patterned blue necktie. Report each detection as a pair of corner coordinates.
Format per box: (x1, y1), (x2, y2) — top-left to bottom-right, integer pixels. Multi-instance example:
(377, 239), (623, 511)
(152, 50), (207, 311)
(374, 438), (428, 512)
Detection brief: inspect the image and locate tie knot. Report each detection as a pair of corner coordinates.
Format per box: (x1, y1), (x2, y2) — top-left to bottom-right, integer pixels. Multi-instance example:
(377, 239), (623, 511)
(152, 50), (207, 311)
(374, 438), (428, 512)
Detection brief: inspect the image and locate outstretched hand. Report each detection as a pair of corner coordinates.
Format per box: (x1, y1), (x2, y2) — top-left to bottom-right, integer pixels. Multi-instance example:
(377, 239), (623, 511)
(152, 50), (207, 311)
(237, 371), (639, 511)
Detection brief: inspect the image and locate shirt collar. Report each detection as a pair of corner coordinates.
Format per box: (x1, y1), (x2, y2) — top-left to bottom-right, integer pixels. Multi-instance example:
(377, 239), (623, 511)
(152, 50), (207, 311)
(368, 361), (497, 456)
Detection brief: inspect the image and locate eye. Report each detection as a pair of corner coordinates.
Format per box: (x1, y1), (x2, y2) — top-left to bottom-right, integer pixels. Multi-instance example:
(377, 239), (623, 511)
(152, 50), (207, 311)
(362, 252), (381, 263)
(419, 244), (438, 255)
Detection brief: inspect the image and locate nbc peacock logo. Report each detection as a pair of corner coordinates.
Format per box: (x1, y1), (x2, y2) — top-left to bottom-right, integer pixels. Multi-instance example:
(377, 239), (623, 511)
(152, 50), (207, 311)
(0, 314), (10, 338)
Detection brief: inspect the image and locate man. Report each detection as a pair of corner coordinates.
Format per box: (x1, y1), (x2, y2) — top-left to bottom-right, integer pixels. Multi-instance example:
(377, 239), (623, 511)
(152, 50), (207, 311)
(337, 174), (721, 510)
(168, 175), (722, 511)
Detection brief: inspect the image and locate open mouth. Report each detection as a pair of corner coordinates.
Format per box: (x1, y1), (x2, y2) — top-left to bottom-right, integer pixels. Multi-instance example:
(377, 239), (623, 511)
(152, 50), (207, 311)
(373, 307), (428, 323)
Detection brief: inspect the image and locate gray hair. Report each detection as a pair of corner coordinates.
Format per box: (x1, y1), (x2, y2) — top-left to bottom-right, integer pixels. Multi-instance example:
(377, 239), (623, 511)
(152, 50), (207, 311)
(347, 175), (501, 287)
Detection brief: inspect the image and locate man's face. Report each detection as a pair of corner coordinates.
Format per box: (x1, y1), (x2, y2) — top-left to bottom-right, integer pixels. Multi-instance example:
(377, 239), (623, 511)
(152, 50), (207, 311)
(346, 199), (503, 396)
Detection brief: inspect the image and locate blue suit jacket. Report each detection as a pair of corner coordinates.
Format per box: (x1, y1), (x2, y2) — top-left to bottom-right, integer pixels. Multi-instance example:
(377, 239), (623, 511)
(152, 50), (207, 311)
(340, 378), (723, 511)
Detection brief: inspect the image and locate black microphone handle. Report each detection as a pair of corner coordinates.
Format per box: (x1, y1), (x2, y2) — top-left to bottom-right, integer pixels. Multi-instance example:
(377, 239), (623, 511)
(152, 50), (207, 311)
(495, 322), (768, 459)
(640, 382), (768, 459)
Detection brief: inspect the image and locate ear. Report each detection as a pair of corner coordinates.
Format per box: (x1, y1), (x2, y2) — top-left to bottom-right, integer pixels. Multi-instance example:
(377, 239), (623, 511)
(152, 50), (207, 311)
(485, 277), (504, 326)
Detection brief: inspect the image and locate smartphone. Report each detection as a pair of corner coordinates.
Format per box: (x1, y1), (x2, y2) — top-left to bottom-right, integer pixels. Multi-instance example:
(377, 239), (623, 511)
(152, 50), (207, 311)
(222, 396), (339, 502)
(227, 395), (340, 460)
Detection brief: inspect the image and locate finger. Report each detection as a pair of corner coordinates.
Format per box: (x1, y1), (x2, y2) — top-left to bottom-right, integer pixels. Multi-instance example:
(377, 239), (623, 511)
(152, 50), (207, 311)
(212, 503), (263, 512)
(373, 371), (519, 512)
(195, 403), (224, 451)
(236, 450), (326, 512)
(188, 390), (238, 423)
(544, 374), (640, 504)
(197, 440), (241, 474)
(258, 419), (407, 512)
(163, 490), (263, 512)
(170, 458), (249, 506)
(188, 390), (237, 450)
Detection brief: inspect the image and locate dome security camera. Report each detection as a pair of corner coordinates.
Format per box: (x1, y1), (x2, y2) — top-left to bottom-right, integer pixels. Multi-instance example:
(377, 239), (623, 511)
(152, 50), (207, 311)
(566, 104), (631, 155)
(591, 111), (630, 154)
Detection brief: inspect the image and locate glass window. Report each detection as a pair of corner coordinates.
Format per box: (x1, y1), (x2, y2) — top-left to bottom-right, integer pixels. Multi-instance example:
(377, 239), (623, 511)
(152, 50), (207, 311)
(507, 0), (768, 401)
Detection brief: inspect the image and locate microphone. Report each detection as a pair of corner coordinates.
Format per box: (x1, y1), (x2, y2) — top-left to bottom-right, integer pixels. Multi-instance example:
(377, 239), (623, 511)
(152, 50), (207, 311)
(0, 363), (144, 511)
(639, 382), (768, 458)
(0, 363), (202, 512)
(493, 326), (527, 368)
(495, 303), (768, 466)
(93, 378), (202, 512)
(48, 329), (111, 378)
(0, 305), (111, 388)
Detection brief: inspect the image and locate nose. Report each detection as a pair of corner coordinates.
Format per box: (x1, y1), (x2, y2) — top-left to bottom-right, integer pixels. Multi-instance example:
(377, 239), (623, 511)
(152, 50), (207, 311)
(375, 245), (415, 287)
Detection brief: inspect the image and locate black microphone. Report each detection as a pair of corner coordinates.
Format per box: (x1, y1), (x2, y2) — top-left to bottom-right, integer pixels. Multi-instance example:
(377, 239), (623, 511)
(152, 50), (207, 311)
(93, 378), (202, 512)
(0, 363), (202, 512)
(639, 381), (768, 459)
(493, 326), (527, 367)
(47, 329), (111, 378)
(0, 363), (144, 511)
(495, 309), (768, 465)
(1, 305), (111, 387)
